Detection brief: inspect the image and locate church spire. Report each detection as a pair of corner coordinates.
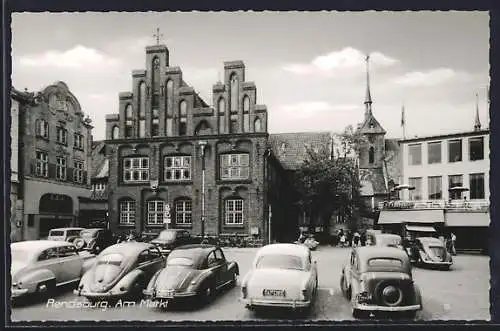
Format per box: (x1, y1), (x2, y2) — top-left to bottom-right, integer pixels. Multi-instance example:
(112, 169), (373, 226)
(474, 92), (481, 131)
(364, 54), (373, 119)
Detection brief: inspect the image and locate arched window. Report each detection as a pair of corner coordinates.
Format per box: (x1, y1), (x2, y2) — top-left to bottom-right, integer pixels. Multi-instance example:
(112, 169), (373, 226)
(138, 82), (146, 117)
(218, 98), (225, 134)
(152, 57), (160, 109)
(230, 73), (239, 111)
(125, 104), (133, 138)
(369, 146), (375, 164)
(147, 199), (164, 225)
(175, 198), (192, 225)
(225, 197), (244, 225)
(254, 118), (262, 132)
(165, 80), (174, 136)
(243, 95), (250, 132)
(179, 100), (187, 136)
(119, 199), (136, 225)
(112, 126), (119, 139)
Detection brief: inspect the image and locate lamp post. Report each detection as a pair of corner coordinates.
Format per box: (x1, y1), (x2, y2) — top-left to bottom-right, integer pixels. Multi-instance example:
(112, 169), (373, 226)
(199, 141), (207, 238)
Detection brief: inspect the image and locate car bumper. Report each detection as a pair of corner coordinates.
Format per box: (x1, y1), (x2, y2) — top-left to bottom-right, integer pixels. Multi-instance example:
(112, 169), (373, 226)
(240, 297), (311, 309)
(11, 288), (30, 298)
(421, 260), (452, 266)
(73, 289), (127, 299)
(353, 303), (422, 312)
(143, 289), (196, 299)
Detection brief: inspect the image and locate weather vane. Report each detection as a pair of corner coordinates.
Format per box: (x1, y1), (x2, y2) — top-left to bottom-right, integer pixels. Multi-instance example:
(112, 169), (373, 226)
(153, 27), (163, 45)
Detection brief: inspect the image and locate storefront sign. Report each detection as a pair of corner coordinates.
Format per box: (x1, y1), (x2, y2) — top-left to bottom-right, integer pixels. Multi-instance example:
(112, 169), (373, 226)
(384, 201), (415, 209)
(164, 204), (171, 224)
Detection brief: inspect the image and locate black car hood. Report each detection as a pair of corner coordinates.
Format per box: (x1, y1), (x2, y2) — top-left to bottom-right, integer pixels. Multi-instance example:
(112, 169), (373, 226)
(154, 266), (201, 291)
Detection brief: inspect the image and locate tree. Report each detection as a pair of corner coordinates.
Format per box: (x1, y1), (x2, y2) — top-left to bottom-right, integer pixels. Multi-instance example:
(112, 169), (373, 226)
(293, 125), (369, 233)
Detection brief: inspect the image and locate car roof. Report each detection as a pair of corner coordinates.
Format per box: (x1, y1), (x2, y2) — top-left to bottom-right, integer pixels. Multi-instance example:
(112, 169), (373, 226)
(417, 237), (443, 244)
(100, 242), (155, 256)
(355, 246), (408, 261)
(49, 227), (84, 231)
(11, 240), (74, 252)
(257, 243), (309, 257)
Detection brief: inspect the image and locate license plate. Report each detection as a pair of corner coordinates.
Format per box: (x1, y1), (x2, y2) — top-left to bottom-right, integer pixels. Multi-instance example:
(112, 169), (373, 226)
(263, 289), (286, 297)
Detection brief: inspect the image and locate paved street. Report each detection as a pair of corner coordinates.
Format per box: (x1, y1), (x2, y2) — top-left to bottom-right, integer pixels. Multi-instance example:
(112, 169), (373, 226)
(10, 246), (490, 322)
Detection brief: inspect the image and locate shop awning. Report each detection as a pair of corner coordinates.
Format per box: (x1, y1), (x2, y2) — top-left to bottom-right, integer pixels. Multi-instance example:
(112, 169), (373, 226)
(405, 225), (436, 233)
(377, 209), (444, 225)
(446, 212), (490, 227)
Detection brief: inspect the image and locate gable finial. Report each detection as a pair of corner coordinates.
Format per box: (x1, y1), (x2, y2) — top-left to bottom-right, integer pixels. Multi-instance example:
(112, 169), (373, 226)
(474, 92), (481, 131)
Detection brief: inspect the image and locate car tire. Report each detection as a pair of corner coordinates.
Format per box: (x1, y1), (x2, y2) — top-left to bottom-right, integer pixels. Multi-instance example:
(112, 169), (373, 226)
(229, 272), (237, 288)
(36, 279), (56, 299)
(198, 281), (215, 305)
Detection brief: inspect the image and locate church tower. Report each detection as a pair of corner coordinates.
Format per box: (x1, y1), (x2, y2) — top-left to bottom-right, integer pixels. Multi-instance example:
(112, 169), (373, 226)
(358, 55), (386, 169)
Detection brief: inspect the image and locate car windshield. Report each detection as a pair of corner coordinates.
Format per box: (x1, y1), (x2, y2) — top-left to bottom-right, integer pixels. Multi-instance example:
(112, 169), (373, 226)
(158, 231), (176, 240)
(368, 258), (403, 268)
(49, 230), (64, 236)
(80, 230), (98, 238)
(97, 253), (124, 266)
(256, 254), (304, 270)
(67, 230), (82, 236)
(11, 248), (33, 262)
(167, 257), (194, 267)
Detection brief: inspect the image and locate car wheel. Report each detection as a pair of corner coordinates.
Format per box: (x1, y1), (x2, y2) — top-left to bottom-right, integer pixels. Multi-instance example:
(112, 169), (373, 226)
(198, 282), (215, 305)
(229, 272), (237, 288)
(36, 279), (56, 299)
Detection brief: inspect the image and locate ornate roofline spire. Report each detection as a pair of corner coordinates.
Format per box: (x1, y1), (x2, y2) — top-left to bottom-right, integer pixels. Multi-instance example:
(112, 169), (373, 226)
(364, 54), (372, 119)
(474, 92), (481, 131)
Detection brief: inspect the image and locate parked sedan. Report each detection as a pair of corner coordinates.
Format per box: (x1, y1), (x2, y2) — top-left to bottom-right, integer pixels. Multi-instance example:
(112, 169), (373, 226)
(143, 244), (239, 305)
(47, 227), (85, 243)
(240, 243), (318, 314)
(74, 242), (165, 302)
(149, 229), (195, 256)
(73, 228), (116, 254)
(11, 240), (94, 300)
(340, 246), (423, 319)
(414, 237), (453, 270)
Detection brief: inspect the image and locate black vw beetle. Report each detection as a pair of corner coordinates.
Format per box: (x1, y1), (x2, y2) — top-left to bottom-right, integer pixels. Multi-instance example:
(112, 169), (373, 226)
(74, 242), (165, 302)
(143, 244), (239, 306)
(340, 246), (423, 319)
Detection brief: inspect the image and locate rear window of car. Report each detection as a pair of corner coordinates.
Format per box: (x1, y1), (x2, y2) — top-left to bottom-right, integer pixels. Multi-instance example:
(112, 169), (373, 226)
(167, 257), (194, 267)
(49, 230), (64, 236)
(368, 258), (403, 268)
(67, 230), (82, 236)
(256, 254), (304, 271)
(97, 253), (124, 266)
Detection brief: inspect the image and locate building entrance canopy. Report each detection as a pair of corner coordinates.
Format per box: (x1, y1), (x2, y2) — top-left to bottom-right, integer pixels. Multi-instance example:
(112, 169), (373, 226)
(378, 209), (444, 225)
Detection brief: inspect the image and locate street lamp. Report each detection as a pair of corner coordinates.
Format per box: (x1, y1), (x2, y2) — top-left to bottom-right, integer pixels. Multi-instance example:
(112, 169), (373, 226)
(199, 141), (207, 238)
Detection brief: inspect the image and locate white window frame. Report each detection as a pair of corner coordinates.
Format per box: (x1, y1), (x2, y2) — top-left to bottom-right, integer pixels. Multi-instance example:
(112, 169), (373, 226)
(147, 200), (164, 225)
(56, 127), (68, 145)
(73, 160), (84, 183)
(73, 133), (84, 149)
(36, 151), (48, 177)
(225, 199), (244, 225)
(164, 156), (191, 181)
(56, 156), (67, 180)
(37, 120), (49, 139)
(123, 157), (149, 183)
(120, 200), (136, 225)
(220, 153), (250, 180)
(175, 199), (192, 225)
(408, 143), (422, 165)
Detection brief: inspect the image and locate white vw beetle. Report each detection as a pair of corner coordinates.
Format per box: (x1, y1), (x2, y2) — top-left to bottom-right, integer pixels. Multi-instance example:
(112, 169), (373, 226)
(240, 243), (318, 313)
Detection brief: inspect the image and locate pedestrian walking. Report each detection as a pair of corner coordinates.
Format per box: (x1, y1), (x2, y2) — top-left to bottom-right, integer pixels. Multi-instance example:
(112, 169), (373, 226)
(339, 234), (346, 247)
(451, 232), (457, 255)
(353, 231), (360, 247)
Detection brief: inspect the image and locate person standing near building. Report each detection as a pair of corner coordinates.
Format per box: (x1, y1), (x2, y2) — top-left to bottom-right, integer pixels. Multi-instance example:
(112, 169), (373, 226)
(450, 232), (457, 255)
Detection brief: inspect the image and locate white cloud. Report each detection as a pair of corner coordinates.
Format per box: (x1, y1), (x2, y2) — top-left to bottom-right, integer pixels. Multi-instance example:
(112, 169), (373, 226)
(282, 47), (399, 75)
(391, 68), (472, 87)
(18, 45), (122, 70)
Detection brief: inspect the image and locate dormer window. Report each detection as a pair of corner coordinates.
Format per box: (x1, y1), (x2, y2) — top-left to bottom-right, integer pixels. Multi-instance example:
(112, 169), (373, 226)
(369, 122), (374, 129)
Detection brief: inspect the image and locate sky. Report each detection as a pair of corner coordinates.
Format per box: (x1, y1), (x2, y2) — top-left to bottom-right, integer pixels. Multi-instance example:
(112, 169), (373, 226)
(11, 11), (489, 141)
